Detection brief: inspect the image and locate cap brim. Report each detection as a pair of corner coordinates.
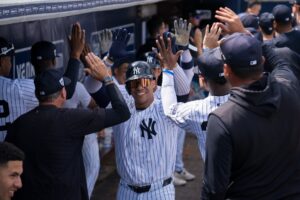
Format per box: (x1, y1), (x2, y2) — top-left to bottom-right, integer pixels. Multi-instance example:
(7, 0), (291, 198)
(63, 77), (71, 86)
(126, 75), (153, 82)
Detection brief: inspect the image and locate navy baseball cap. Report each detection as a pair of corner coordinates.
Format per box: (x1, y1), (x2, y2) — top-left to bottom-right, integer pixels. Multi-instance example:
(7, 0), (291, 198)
(291, 0), (300, 5)
(189, 10), (202, 19)
(144, 51), (160, 69)
(126, 61), (154, 82)
(0, 37), (14, 57)
(34, 68), (71, 97)
(240, 14), (259, 29)
(220, 33), (263, 72)
(259, 12), (275, 34)
(31, 41), (59, 62)
(197, 48), (224, 80)
(111, 52), (135, 69)
(272, 4), (292, 23)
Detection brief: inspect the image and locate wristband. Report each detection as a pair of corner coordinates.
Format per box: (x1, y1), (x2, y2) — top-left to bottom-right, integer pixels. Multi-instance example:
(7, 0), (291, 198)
(102, 76), (114, 85)
(162, 69), (174, 76)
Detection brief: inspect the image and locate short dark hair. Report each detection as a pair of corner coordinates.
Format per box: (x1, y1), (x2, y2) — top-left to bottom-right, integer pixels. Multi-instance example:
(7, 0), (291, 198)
(230, 64), (264, 79)
(211, 77), (227, 85)
(35, 90), (61, 103)
(147, 16), (164, 37)
(0, 142), (25, 166)
(32, 59), (54, 76)
(248, 1), (261, 8)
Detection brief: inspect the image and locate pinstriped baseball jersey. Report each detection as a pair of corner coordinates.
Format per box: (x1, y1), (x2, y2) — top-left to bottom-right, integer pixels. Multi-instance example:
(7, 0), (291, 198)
(112, 73), (178, 186)
(0, 77), (38, 141)
(154, 86), (161, 100)
(167, 94), (230, 160)
(113, 98), (178, 185)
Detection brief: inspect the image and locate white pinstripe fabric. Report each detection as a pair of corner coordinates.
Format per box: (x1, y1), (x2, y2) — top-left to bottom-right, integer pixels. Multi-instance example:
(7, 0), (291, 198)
(167, 94), (230, 160)
(63, 82), (100, 199)
(175, 128), (186, 172)
(112, 69), (180, 199)
(113, 99), (178, 185)
(0, 77), (38, 141)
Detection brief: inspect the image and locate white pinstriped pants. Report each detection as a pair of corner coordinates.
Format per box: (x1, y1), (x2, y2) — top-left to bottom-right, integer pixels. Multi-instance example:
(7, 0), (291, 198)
(175, 128), (186, 172)
(82, 133), (100, 199)
(117, 179), (175, 200)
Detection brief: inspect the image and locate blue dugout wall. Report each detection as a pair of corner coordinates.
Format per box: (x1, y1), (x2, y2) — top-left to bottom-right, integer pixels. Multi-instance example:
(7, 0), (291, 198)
(0, 0), (292, 79)
(0, 0), (152, 79)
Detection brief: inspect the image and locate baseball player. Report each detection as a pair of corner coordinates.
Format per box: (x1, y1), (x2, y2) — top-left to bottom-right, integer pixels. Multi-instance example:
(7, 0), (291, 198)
(163, 21), (230, 160)
(144, 51), (196, 186)
(0, 23), (84, 142)
(109, 32), (189, 199)
(0, 37), (38, 141)
(166, 47), (230, 160)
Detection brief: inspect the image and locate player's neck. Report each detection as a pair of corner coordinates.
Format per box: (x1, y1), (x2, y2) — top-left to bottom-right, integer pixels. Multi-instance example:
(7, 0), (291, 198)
(39, 99), (64, 108)
(209, 83), (231, 96)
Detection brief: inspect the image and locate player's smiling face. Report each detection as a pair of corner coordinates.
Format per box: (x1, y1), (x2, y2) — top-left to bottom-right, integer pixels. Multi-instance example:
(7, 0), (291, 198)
(0, 56), (12, 77)
(130, 78), (155, 109)
(0, 161), (23, 200)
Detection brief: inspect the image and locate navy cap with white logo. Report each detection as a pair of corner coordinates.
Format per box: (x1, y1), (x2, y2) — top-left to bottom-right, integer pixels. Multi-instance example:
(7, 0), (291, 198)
(31, 41), (59, 63)
(291, 0), (300, 5)
(259, 12), (275, 34)
(0, 37), (14, 57)
(34, 68), (71, 97)
(126, 61), (154, 82)
(240, 14), (260, 29)
(220, 33), (263, 72)
(272, 4), (292, 23)
(144, 51), (160, 69)
(197, 48), (224, 80)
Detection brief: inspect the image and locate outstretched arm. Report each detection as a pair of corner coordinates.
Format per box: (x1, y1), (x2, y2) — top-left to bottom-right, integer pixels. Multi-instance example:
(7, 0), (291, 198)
(156, 34), (182, 116)
(64, 22), (85, 99)
(84, 52), (130, 125)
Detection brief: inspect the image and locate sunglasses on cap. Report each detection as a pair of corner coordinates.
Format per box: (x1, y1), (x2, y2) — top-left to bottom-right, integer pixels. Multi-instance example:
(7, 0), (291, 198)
(129, 78), (152, 89)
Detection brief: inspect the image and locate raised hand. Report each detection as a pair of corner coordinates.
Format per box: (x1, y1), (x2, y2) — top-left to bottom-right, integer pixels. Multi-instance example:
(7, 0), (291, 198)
(215, 7), (247, 35)
(98, 29), (113, 55)
(155, 35), (183, 70)
(190, 28), (203, 56)
(69, 22), (85, 59)
(108, 28), (131, 62)
(174, 18), (192, 50)
(203, 23), (222, 49)
(80, 43), (92, 68)
(84, 52), (110, 81)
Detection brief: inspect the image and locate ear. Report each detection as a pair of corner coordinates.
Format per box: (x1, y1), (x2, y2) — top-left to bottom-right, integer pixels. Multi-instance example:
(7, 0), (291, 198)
(113, 67), (118, 75)
(261, 56), (265, 66)
(198, 75), (209, 90)
(61, 87), (67, 100)
(52, 58), (56, 66)
(223, 63), (231, 79)
(273, 20), (277, 30)
(151, 79), (156, 89)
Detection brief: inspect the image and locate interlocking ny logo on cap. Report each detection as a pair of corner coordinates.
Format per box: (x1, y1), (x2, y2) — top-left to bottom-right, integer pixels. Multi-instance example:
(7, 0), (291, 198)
(250, 60), (257, 66)
(147, 56), (154, 64)
(59, 78), (64, 86)
(133, 67), (140, 75)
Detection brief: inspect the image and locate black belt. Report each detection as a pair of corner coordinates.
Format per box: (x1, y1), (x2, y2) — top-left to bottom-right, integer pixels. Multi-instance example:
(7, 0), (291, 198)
(128, 177), (172, 193)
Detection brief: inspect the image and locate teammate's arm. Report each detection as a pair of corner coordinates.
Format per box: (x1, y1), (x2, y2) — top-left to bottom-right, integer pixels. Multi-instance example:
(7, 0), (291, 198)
(156, 34), (182, 115)
(173, 18), (193, 97)
(64, 23), (85, 99)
